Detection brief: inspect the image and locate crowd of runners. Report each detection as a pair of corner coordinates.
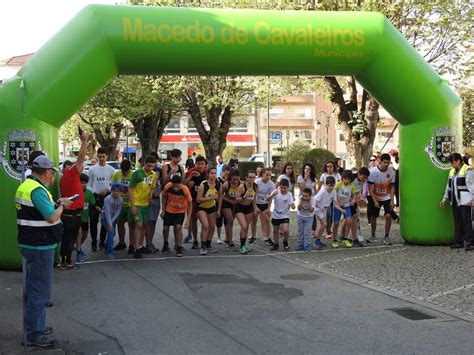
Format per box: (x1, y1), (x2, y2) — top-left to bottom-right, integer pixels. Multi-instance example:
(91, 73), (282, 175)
(70, 147), (400, 262)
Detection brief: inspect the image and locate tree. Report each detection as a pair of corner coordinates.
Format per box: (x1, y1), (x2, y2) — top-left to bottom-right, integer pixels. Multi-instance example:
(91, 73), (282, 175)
(177, 76), (256, 165)
(59, 115), (97, 159)
(460, 87), (473, 148)
(284, 140), (312, 174)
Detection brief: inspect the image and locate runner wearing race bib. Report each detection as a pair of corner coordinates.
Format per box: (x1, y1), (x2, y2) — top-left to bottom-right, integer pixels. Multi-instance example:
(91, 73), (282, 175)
(255, 168), (275, 246)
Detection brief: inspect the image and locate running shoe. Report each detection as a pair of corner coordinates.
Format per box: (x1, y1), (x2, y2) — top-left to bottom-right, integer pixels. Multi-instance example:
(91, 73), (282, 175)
(352, 240), (364, 247)
(270, 244), (279, 251)
(44, 326), (53, 335)
(191, 242), (199, 249)
(248, 236), (256, 244)
(304, 245), (312, 253)
(91, 243), (97, 252)
(147, 243), (159, 254)
(217, 238), (224, 244)
(324, 232), (333, 239)
(107, 252), (116, 260)
(176, 246), (184, 257)
(313, 239), (326, 250)
(162, 242), (170, 254)
(113, 242), (126, 251)
(76, 253), (85, 263)
(207, 246), (218, 253)
(366, 235), (377, 243)
(383, 236), (393, 245)
(141, 246), (151, 254)
(342, 239), (353, 248)
(127, 245), (135, 254)
(200, 247), (207, 256)
(283, 241), (289, 251)
(183, 235), (192, 243)
(264, 239), (274, 246)
(332, 240), (340, 249)
(134, 249), (142, 259)
(240, 245), (249, 254)
(22, 336), (55, 349)
(227, 243), (236, 251)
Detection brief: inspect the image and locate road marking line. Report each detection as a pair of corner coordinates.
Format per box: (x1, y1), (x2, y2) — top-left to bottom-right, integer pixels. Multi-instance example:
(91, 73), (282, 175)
(427, 284), (474, 300)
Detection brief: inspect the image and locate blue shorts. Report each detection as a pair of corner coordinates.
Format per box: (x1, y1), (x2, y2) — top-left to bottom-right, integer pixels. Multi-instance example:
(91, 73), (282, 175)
(333, 206), (352, 221)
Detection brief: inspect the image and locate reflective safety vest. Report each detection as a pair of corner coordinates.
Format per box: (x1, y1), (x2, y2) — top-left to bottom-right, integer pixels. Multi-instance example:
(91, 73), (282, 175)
(447, 164), (470, 204)
(15, 177), (63, 246)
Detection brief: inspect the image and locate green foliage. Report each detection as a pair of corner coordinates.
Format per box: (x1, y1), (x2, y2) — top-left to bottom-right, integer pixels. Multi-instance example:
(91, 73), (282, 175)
(303, 148), (336, 175)
(460, 88), (473, 147)
(238, 161), (261, 179)
(348, 111), (367, 135)
(284, 140), (311, 174)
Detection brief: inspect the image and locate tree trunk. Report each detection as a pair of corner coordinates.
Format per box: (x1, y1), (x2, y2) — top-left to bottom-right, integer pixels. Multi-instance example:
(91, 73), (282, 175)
(324, 76), (380, 167)
(131, 110), (173, 158)
(92, 122), (123, 159)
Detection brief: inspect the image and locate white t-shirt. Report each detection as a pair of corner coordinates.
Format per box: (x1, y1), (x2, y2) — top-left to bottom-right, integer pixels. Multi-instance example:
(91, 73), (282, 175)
(277, 174), (294, 192)
(271, 190), (294, 220)
(297, 196), (316, 218)
(368, 166), (395, 201)
(255, 178), (275, 205)
(87, 164), (115, 194)
(296, 175), (316, 195)
(314, 188), (337, 213)
(319, 172), (341, 184)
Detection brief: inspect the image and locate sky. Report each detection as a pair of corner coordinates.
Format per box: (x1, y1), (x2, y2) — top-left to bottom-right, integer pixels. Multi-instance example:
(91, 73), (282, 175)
(0, 0), (122, 60)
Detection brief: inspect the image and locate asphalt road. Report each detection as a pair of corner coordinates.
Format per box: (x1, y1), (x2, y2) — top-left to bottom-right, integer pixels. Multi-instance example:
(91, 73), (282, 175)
(1, 247), (473, 354)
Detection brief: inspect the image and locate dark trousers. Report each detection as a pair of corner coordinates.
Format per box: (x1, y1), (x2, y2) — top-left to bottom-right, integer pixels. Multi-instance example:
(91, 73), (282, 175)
(20, 248), (54, 342)
(90, 194), (107, 247)
(60, 211), (81, 264)
(451, 204), (473, 246)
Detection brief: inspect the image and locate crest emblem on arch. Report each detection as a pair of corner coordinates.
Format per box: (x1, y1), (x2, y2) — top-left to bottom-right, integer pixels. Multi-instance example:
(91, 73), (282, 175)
(424, 127), (456, 170)
(0, 130), (42, 181)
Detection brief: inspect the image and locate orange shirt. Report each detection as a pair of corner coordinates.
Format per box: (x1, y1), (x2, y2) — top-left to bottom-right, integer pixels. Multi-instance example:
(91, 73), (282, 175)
(163, 183), (192, 214)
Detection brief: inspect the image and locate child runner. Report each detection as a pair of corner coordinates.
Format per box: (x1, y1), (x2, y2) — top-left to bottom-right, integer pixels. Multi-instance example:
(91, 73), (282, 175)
(313, 176), (343, 250)
(184, 156), (208, 249)
(255, 168), (275, 246)
(276, 162), (296, 196)
(268, 179), (295, 251)
(128, 155), (157, 259)
(162, 148), (185, 185)
(196, 166), (221, 255)
(111, 159), (134, 252)
(77, 174), (96, 263)
(332, 170), (357, 248)
(216, 165), (230, 244)
(368, 153), (396, 245)
(100, 183), (123, 260)
(249, 165), (264, 243)
(350, 167), (370, 247)
(160, 175), (192, 257)
(234, 170), (258, 254)
(297, 188), (315, 252)
(220, 169), (241, 250)
(318, 161), (342, 238)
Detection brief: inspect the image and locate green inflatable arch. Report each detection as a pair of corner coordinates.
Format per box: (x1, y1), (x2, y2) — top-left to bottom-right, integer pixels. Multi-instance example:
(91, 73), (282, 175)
(0, 5), (461, 269)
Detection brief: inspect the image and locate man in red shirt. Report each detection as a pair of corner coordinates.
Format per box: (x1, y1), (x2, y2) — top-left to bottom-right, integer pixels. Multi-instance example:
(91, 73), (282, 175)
(59, 132), (88, 269)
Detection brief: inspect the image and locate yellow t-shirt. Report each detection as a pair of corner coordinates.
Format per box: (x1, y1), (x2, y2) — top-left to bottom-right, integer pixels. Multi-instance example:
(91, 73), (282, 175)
(129, 168), (157, 207)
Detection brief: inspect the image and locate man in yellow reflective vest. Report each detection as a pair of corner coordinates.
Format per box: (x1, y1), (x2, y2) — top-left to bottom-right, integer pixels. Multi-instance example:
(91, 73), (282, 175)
(440, 153), (474, 251)
(16, 156), (72, 348)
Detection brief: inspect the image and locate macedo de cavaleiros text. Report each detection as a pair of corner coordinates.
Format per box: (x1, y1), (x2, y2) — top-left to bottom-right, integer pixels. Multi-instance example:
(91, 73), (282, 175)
(122, 17), (365, 58)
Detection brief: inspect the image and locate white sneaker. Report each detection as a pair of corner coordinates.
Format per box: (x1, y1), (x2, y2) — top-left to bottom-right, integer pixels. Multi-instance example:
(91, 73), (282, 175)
(200, 248), (207, 255)
(358, 235), (364, 243)
(216, 238), (223, 244)
(383, 236), (393, 245)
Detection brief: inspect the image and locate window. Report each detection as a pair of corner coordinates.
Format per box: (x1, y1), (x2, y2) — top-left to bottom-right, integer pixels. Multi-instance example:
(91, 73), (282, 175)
(165, 117), (180, 133)
(269, 108), (284, 118)
(294, 108), (312, 118)
(230, 116), (249, 132)
(187, 117), (197, 132)
(339, 133), (345, 141)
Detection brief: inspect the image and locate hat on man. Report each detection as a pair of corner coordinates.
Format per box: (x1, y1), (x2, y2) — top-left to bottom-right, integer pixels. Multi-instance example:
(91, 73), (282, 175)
(32, 156), (58, 172)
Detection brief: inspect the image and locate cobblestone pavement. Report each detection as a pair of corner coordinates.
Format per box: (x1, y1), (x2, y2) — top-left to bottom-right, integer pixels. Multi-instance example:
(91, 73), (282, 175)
(249, 210), (474, 321)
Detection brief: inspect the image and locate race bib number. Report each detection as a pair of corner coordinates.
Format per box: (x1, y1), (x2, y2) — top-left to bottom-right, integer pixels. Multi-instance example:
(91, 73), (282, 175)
(256, 194), (267, 203)
(96, 177), (107, 184)
(143, 177), (153, 185)
(375, 187), (387, 195)
(120, 179), (130, 186)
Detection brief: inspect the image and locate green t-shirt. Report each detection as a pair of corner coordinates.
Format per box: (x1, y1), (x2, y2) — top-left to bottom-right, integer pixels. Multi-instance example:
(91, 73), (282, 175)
(81, 189), (96, 223)
(112, 170), (134, 206)
(129, 168), (157, 207)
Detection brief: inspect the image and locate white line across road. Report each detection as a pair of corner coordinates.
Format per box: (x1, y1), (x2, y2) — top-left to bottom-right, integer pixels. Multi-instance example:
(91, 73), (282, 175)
(80, 244), (403, 265)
